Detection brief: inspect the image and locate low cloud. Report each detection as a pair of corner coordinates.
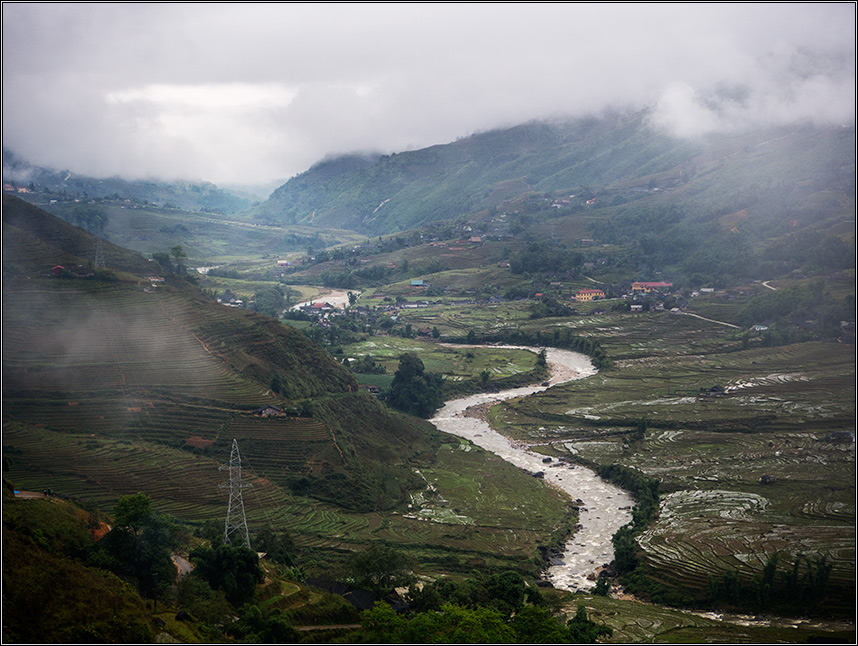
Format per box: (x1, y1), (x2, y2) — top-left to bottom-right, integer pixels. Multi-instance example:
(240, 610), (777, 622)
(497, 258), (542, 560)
(651, 49), (855, 138)
(2, 3), (854, 185)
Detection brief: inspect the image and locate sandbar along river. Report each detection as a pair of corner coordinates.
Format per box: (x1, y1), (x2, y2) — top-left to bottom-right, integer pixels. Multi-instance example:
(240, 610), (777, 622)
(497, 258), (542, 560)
(430, 347), (633, 591)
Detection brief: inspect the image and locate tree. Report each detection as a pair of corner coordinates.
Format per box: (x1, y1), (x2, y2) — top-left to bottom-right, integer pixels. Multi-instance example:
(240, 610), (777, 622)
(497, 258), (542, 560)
(483, 570), (526, 614)
(358, 602), (517, 644)
(113, 492), (152, 534)
(386, 353), (445, 418)
(152, 251), (173, 273)
(228, 604), (300, 643)
(253, 286), (285, 318)
(347, 544), (416, 596)
(102, 493), (179, 601)
(189, 543), (262, 606)
(176, 576), (232, 626)
(170, 245), (188, 275)
(69, 204), (108, 235)
(252, 525), (295, 565)
(566, 603), (613, 643)
(509, 604), (569, 643)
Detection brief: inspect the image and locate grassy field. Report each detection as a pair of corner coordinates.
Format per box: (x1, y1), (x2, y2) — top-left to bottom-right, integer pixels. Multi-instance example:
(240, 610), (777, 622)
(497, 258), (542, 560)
(342, 337), (539, 381)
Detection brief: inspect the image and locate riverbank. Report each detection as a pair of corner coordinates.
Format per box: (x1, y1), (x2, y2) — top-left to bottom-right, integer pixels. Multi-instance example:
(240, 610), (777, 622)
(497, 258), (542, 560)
(430, 346), (634, 592)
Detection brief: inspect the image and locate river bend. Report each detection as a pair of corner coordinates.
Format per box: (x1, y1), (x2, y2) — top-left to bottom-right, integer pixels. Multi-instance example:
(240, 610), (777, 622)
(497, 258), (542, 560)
(429, 347), (634, 591)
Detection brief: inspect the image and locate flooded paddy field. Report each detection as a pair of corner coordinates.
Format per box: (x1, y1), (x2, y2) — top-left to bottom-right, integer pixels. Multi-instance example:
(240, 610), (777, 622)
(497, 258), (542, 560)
(483, 319), (855, 612)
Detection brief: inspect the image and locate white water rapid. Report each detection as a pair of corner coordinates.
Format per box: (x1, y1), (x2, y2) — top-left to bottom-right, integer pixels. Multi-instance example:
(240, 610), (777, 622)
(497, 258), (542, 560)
(429, 346), (634, 591)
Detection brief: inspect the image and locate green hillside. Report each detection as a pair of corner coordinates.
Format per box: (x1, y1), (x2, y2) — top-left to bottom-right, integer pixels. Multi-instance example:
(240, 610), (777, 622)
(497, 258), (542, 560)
(2, 197), (576, 586)
(251, 112), (855, 242)
(1, 196), (430, 514)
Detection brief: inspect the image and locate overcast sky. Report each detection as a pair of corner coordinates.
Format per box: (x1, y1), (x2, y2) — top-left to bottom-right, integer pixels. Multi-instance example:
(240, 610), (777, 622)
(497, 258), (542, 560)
(3, 3), (855, 186)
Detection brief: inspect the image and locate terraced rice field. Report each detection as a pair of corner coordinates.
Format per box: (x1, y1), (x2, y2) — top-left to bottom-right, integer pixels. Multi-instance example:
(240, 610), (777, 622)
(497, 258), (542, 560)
(3, 280), (573, 576)
(636, 490), (854, 591)
(478, 309), (854, 605)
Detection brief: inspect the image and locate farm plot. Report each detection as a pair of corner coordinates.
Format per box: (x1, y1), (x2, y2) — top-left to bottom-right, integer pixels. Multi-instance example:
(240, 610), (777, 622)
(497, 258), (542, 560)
(220, 415), (343, 481)
(3, 284), (265, 403)
(636, 489), (855, 596)
(501, 339), (854, 432)
(475, 309), (854, 606)
(580, 594), (854, 643)
(343, 338), (539, 381)
(3, 419), (373, 550)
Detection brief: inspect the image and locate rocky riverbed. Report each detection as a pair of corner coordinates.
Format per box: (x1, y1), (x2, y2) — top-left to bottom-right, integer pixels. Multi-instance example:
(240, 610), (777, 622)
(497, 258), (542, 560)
(430, 346), (634, 591)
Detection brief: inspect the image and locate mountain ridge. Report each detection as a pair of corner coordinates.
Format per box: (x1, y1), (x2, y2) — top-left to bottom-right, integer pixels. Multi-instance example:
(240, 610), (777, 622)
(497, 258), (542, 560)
(250, 112), (854, 241)
(3, 149), (253, 214)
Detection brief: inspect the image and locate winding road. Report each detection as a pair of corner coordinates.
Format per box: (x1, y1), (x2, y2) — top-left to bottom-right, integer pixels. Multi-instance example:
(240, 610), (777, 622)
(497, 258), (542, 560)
(429, 347), (633, 591)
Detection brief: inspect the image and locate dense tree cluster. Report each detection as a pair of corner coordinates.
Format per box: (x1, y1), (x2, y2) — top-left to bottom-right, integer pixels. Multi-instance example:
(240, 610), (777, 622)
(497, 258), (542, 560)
(386, 353), (445, 418)
(355, 569), (612, 643)
(707, 553), (833, 613)
(188, 543), (263, 606)
(509, 240), (582, 276)
(253, 285), (285, 318)
(100, 492), (180, 601)
(737, 285), (854, 341)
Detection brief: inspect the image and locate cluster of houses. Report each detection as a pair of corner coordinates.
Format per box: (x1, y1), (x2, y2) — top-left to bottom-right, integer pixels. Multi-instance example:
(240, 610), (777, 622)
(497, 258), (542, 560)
(3, 184), (31, 194)
(572, 281), (675, 306)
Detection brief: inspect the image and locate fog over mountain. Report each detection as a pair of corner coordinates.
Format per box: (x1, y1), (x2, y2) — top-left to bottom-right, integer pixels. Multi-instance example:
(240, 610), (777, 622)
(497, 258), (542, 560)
(2, 3), (854, 186)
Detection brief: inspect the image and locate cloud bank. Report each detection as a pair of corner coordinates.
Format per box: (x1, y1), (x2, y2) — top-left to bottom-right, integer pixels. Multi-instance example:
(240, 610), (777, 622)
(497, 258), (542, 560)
(3, 3), (854, 185)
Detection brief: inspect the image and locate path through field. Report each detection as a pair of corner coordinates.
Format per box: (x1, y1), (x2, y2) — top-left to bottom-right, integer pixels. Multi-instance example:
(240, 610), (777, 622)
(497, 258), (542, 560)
(430, 347), (634, 591)
(681, 311), (740, 328)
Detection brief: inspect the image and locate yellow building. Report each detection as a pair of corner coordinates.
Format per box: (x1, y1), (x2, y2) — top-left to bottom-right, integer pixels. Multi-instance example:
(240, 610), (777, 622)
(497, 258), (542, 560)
(631, 281), (673, 293)
(575, 289), (605, 302)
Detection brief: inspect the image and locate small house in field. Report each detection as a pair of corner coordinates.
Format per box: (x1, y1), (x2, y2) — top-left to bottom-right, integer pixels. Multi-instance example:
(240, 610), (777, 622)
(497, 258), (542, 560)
(253, 405), (283, 417)
(302, 302), (334, 315)
(699, 385), (726, 398)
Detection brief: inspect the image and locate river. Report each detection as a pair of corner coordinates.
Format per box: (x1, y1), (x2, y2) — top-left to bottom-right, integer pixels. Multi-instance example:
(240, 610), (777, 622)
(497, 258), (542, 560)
(429, 346), (634, 591)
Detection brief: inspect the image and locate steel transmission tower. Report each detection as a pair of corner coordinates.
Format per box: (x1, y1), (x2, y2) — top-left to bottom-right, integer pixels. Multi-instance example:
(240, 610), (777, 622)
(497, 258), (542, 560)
(94, 238), (106, 267)
(219, 439), (252, 548)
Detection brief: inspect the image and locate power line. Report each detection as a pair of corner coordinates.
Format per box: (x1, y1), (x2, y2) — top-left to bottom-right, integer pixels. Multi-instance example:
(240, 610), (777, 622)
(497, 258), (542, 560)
(220, 439), (252, 548)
